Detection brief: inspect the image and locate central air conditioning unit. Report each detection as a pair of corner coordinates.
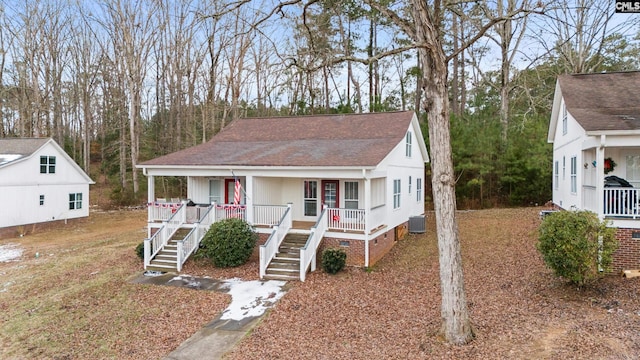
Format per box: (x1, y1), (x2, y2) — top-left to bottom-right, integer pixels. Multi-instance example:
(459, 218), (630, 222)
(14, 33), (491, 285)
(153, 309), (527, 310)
(408, 215), (426, 233)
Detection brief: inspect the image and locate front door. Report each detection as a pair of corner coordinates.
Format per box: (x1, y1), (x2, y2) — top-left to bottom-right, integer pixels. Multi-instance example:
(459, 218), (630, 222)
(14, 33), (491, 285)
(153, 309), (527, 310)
(224, 178), (243, 205)
(322, 180), (339, 208)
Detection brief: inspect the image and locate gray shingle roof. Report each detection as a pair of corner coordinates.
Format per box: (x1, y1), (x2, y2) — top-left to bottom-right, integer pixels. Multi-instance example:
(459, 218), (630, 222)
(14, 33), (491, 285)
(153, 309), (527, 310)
(0, 138), (49, 165)
(559, 71), (640, 132)
(141, 111), (416, 167)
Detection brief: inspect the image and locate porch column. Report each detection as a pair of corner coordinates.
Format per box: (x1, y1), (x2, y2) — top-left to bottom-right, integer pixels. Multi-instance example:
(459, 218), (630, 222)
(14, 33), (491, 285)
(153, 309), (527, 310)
(147, 175), (155, 225)
(245, 175), (254, 224)
(363, 171), (371, 267)
(596, 135), (606, 220)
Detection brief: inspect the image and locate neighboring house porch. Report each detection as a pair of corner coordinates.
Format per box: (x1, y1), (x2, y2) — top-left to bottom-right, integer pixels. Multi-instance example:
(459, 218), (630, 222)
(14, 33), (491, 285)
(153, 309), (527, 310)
(549, 71), (640, 272)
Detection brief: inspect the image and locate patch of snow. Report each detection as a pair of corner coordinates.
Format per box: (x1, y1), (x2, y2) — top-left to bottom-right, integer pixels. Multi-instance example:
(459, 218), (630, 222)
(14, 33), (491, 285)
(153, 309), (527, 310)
(220, 279), (287, 321)
(0, 244), (23, 262)
(143, 270), (165, 277)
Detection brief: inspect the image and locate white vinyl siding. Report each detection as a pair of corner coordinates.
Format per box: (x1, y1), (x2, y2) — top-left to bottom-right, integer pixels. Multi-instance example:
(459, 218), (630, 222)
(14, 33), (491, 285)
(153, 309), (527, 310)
(562, 103), (567, 135)
(371, 178), (385, 208)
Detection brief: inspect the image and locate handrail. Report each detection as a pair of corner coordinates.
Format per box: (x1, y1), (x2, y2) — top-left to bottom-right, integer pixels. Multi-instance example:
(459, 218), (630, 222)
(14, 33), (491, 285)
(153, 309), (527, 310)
(144, 201), (187, 269)
(259, 204), (292, 279)
(176, 204), (215, 272)
(300, 206), (328, 282)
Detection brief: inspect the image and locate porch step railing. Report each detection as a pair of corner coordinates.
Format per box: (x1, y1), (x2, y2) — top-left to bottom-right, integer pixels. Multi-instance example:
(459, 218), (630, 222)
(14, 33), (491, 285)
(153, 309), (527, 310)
(144, 201), (187, 268)
(300, 206), (328, 282)
(176, 204), (215, 272)
(259, 204), (292, 279)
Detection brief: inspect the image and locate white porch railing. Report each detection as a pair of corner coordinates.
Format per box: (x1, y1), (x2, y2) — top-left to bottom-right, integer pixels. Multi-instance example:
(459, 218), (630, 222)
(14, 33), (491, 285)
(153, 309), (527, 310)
(300, 207), (328, 282)
(147, 202), (182, 222)
(604, 187), (640, 218)
(144, 202), (187, 268)
(254, 204), (289, 226)
(214, 204), (247, 221)
(259, 204), (292, 279)
(327, 207), (365, 232)
(176, 205), (215, 272)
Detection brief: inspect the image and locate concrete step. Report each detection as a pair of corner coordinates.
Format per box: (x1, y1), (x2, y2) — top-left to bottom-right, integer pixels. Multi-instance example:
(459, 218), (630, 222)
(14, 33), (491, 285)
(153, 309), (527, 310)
(263, 273), (299, 281)
(146, 263), (177, 272)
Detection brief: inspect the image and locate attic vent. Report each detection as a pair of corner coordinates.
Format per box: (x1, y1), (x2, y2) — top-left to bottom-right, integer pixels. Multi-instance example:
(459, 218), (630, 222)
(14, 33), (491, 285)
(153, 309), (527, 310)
(408, 215), (426, 233)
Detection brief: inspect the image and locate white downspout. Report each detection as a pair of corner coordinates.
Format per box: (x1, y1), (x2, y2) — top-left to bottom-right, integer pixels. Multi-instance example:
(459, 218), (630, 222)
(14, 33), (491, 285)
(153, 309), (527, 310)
(596, 135), (606, 220)
(147, 174), (154, 237)
(363, 168), (370, 268)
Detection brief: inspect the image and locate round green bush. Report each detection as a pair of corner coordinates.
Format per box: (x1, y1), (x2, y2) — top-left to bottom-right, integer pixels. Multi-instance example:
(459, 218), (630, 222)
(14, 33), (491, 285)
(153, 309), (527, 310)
(322, 248), (347, 274)
(135, 242), (145, 260)
(537, 210), (618, 286)
(196, 218), (257, 267)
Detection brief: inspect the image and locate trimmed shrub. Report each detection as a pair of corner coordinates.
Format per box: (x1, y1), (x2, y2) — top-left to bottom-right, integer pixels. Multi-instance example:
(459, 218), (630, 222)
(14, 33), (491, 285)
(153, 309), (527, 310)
(537, 210), (617, 286)
(196, 218), (257, 267)
(322, 248), (347, 274)
(135, 242), (145, 260)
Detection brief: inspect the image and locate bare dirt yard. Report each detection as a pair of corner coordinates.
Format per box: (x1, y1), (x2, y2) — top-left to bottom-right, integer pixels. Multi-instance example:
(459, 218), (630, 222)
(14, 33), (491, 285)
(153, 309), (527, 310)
(1, 207), (639, 359)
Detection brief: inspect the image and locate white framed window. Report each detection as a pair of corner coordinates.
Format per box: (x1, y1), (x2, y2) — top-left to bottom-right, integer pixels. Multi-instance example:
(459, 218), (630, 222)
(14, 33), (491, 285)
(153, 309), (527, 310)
(209, 179), (221, 204)
(69, 193), (82, 210)
(40, 156), (56, 174)
(408, 176), (412, 194)
(554, 161), (559, 190)
(570, 156), (577, 193)
(303, 180), (318, 216)
(344, 181), (359, 209)
(416, 178), (422, 202)
(39, 195), (44, 206)
(625, 155), (640, 187)
(562, 103), (568, 135)
(562, 156), (566, 180)
(405, 131), (412, 157)
(393, 179), (401, 209)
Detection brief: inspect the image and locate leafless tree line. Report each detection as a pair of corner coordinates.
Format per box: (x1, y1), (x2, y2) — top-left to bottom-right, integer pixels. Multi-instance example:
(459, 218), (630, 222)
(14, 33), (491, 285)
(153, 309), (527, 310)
(0, 0), (636, 196)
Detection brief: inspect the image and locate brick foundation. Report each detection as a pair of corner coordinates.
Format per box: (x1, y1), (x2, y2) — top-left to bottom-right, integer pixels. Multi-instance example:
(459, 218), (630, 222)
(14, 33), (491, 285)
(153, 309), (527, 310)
(318, 222), (406, 267)
(612, 228), (640, 273)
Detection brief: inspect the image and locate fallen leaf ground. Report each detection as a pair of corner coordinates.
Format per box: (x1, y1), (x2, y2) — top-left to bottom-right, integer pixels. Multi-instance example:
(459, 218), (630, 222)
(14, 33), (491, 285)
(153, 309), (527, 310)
(1, 207), (639, 359)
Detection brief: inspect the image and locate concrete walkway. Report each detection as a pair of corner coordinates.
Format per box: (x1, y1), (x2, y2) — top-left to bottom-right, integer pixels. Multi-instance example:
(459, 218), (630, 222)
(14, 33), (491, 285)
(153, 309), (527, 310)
(131, 272), (287, 360)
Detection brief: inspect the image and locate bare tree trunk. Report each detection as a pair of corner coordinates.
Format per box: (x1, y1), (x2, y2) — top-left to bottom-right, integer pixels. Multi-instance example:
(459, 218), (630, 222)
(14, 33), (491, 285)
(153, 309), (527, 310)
(413, 0), (474, 345)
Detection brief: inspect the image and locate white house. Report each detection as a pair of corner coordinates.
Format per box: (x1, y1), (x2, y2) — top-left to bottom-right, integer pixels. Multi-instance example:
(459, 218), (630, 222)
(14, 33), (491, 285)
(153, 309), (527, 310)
(548, 71), (640, 272)
(138, 111), (429, 280)
(0, 138), (94, 236)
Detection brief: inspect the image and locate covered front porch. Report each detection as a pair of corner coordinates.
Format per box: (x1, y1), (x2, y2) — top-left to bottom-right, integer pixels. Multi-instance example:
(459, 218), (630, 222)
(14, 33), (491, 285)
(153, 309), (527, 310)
(579, 139), (640, 224)
(143, 171), (393, 281)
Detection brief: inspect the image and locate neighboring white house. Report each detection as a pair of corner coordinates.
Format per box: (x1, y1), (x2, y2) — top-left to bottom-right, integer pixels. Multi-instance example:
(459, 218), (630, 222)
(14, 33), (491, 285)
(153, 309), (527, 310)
(0, 138), (94, 235)
(548, 71), (640, 272)
(138, 111), (429, 280)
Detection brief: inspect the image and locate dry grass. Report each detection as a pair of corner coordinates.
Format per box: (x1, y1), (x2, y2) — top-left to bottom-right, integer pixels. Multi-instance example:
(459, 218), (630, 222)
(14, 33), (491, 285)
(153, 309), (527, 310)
(1, 207), (639, 359)
(0, 210), (228, 360)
